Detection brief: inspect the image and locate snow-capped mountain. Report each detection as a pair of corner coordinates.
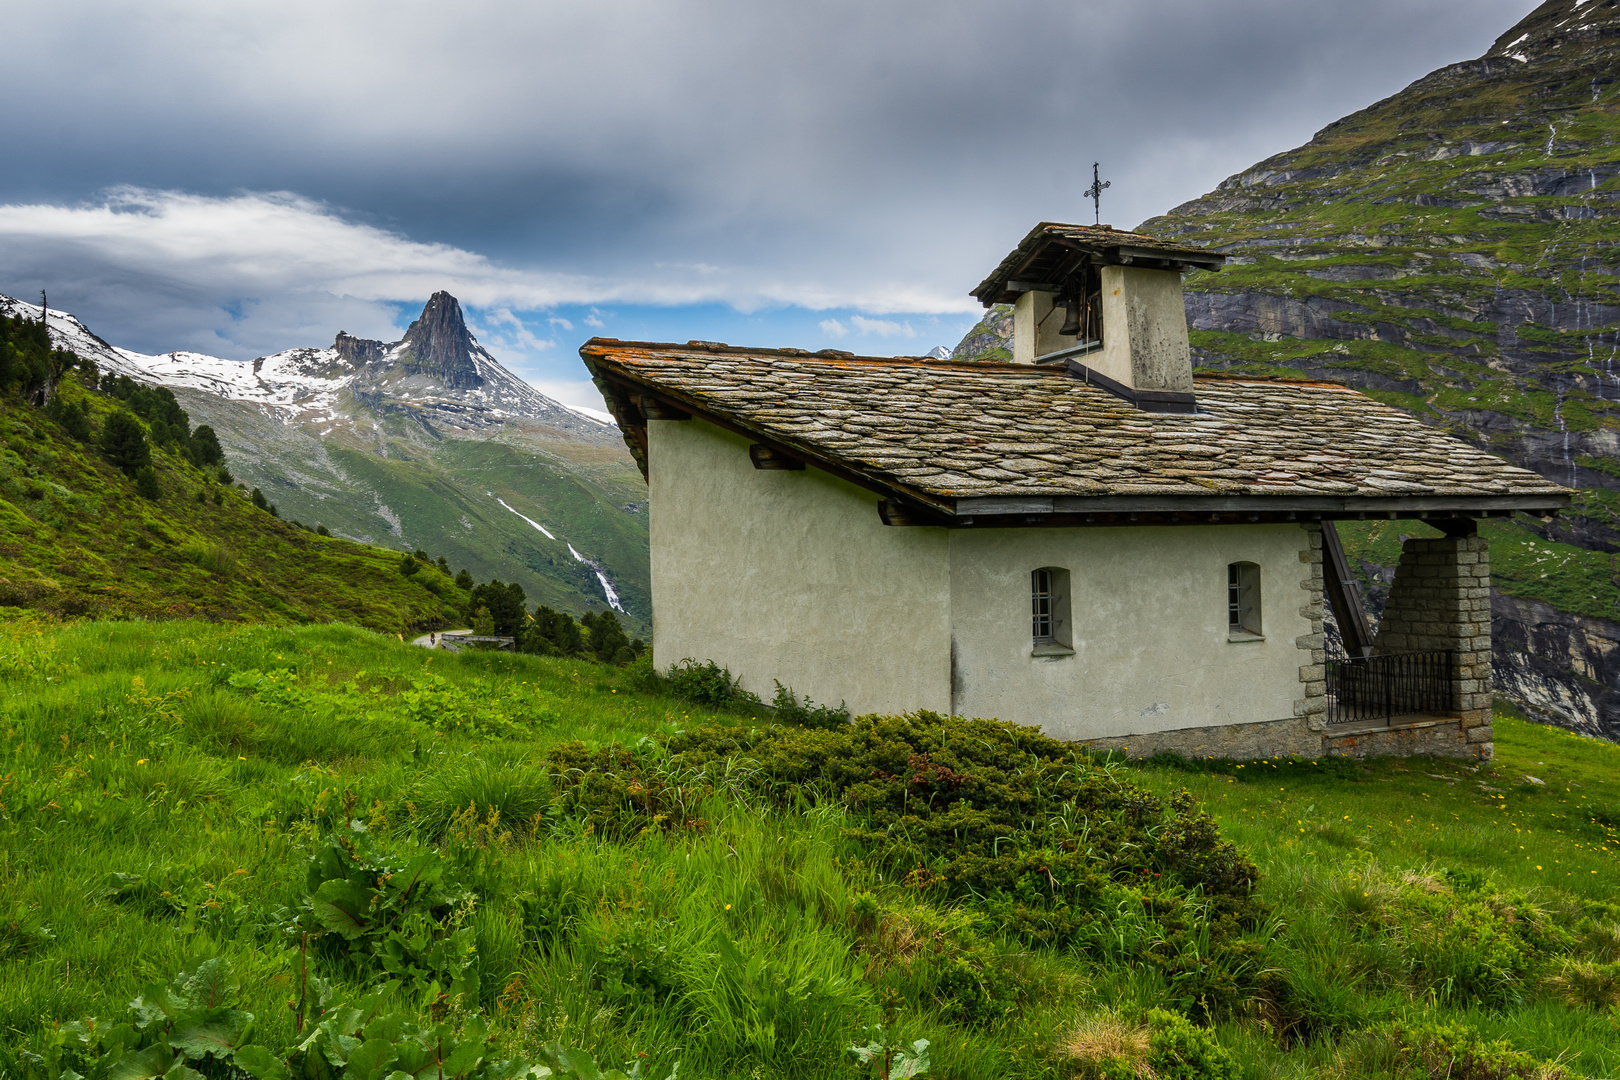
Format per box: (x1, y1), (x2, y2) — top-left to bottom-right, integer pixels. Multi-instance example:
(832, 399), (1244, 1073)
(0, 290), (610, 439)
(0, 290), (649, 629)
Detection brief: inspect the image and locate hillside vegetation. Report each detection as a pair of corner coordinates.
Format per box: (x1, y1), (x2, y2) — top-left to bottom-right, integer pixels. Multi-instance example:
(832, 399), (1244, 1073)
(4, 617), (1619, 1080)
(0, 312), (466, 631)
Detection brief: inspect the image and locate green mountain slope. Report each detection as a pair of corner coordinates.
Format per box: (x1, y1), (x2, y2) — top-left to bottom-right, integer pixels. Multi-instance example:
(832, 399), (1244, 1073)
(1117, 0), (1620, 738)
(4, 291), (653, 635)
(1138, 0), (1619, 535)
(0, 368), (466, 632)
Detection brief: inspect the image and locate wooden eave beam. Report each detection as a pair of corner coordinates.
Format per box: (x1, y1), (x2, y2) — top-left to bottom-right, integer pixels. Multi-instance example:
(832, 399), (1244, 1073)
(955, 493), (1570, 516)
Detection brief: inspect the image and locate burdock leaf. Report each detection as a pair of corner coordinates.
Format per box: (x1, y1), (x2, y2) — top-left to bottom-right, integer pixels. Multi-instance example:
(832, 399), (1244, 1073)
(310, 878), (374, 940)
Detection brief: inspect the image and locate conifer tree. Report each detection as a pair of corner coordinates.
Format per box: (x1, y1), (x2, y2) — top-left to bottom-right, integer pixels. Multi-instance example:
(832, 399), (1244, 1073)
(134, 466), (161, 501)
(188, 425), (225, 467)
(100, 411), (151, 476)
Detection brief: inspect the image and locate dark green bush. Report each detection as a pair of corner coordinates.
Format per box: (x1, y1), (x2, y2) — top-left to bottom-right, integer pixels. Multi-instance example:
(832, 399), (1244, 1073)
(544, 712), (1269, 1014)
(664, 658), (759, 710)
(1393, 1019), (1568, 1080)
(771, 681), (850, 729)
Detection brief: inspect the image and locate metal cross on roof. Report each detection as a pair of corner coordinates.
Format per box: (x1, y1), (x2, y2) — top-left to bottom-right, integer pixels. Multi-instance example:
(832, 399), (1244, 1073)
(1083, 162), (1110, 225)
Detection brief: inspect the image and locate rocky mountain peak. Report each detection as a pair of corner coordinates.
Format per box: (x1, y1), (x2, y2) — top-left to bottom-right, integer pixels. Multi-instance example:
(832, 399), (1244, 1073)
(396, 291), (483, 389)
(1486, 0), (1620, 63)
(333, 330), (386, 367)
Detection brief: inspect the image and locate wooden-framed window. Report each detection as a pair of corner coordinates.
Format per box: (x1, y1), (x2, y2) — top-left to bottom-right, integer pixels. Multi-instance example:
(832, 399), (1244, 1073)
(1031, 567), (1072, 653)
(1228, 561), (1262, 638)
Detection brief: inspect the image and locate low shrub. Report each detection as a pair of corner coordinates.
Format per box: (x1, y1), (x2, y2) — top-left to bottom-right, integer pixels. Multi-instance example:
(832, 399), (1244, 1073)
(1059, 1009), (1237, 1080)
(1393, 1019), (1569, 1080)
(179, 539), (237, 577)
(772, 680), (850, 729)
(664, 658), (760, 710)
(544, 712), (1268, 1014)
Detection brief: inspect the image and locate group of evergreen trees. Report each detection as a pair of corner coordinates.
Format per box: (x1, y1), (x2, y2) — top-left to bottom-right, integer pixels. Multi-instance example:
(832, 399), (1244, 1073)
(0, 313), (87, 401)
(3, 312), (229, 503)
(463, 575), (643, 664)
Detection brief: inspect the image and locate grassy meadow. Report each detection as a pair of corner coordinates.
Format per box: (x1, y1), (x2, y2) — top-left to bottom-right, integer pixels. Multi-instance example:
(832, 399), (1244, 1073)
(2, 616), (1619, 1079)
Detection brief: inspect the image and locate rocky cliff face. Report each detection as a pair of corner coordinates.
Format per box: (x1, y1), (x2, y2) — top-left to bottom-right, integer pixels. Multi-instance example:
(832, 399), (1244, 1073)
(952, 305), (1013, 362)
(1140, 0), (1620, 541)
(1124, 0), (1620, 738)
(391, 290), (485, 389)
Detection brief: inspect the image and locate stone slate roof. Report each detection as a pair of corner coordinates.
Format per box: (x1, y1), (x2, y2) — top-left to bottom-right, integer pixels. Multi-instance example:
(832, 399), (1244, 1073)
(583, 340), (1570, 514)
(972, 222), (1226, 306)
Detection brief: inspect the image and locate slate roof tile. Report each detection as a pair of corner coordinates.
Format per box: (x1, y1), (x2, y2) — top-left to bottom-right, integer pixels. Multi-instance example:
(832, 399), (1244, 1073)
(582, 343), (1569, 504)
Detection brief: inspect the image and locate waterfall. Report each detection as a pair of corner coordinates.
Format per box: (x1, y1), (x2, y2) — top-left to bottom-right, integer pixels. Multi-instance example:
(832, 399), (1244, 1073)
(1554, 386), (1575, 487)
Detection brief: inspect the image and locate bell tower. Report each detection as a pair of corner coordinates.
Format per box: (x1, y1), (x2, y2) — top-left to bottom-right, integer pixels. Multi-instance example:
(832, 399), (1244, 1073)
(971, 223), (1224, 411)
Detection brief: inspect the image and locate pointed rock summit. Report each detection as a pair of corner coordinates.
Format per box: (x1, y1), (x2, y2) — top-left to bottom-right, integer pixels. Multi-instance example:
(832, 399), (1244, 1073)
(396, 291), (483, 389)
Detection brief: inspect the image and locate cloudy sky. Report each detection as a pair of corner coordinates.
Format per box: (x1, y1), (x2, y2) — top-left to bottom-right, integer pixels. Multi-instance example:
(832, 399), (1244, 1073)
(0, 0), (1533, 411)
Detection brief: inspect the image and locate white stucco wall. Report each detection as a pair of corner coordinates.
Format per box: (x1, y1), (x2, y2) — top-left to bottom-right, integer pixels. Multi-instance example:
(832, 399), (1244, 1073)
(647, 418), (952, 715)
(1093, 265), (1195, 393)
(948, 524), (1311, 741)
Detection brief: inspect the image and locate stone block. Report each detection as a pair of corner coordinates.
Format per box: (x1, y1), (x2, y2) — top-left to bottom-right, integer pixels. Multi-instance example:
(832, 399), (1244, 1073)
(1467, 725), (1494, 744)
(1296, 633), (1325, 649)
(1456, 551), (1479, 565)
(1299, 663), (1325, 682)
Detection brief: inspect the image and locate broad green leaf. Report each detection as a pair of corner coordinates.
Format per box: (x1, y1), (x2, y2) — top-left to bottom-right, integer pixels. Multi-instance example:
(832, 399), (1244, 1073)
(388, 1039), (439, 1080)
(162, 1063), (208, 1080)
(892, 1041), (930, 1079)
(107, 1045), (177, 1080)
(385, 854), (444, 903)
(311, 879), (375, 940)
(440, 1036), (484, 1079)
(540, 1044), (603, 1080)
(340, 1038), (398, 1080)
(170, 1012), (252, 1058)
(234, 1044), (290, 1080)
(179, 958), (235, 1011)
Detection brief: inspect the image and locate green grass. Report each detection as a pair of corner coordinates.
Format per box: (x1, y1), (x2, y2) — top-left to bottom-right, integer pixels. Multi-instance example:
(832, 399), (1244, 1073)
(1336, 516), (1620, 622)
(0, 380), (465, 632)
(3, 616), (1619, 1078)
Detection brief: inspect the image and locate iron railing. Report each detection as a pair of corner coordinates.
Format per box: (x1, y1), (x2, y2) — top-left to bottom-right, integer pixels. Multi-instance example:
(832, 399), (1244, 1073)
(1326, 650), (1454, 725)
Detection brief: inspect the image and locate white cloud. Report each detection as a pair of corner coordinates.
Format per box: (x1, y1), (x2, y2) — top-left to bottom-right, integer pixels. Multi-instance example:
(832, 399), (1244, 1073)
(849, 316), (916, 339)
(584, 312), (605, 328)
(819, 319), (847, 338)
(0, 187), (976, 359)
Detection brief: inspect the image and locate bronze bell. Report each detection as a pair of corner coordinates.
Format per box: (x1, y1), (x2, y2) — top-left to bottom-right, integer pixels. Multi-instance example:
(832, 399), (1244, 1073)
(1058, 299), (1082, 338)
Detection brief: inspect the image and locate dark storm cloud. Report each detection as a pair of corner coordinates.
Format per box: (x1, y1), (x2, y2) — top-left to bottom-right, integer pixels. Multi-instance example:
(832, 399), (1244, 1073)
(0, 0), (1535, 359)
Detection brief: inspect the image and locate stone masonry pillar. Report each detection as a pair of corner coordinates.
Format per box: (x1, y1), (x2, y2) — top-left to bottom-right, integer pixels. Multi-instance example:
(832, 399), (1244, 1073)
(1371, 532), (1493, 758)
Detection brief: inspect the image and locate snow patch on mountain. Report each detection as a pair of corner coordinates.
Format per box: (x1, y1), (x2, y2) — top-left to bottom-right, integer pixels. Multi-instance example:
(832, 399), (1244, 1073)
(0, 291), (613, 433)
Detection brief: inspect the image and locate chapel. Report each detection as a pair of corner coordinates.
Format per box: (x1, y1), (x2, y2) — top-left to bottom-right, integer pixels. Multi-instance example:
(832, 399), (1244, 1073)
(581, 222), (1569, 760)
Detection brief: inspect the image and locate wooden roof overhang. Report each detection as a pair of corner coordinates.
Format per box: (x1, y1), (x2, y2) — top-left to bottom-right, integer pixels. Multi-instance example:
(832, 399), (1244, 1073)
(971, 222), (1227, 307)
(582, 340), (1569, 531)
